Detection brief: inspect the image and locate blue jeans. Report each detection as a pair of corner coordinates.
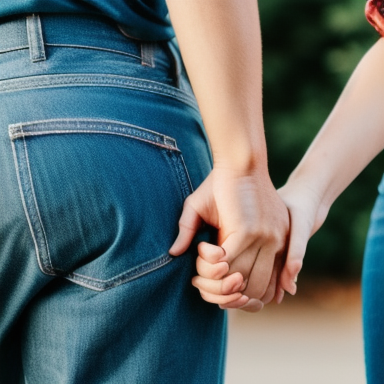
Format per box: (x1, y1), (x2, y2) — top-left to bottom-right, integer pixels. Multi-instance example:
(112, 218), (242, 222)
(0, 14), (226, 384)
(362, 175), (384, 384)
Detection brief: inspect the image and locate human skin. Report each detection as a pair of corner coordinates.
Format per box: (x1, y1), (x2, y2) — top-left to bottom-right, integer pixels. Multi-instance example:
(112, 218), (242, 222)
(196, 36), (384, 307)
(166, 0), (289, 311)
(279, 37), (384, 294)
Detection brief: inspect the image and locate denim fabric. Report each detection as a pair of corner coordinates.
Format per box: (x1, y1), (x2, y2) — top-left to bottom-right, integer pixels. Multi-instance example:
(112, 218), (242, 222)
(0, 14), (226, 384)
(362, 174), (384, 384)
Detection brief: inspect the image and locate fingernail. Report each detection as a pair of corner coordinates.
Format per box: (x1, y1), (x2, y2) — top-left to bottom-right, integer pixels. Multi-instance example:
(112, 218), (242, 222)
(241, 298), (264, 311)
(288, 282), (297, 296)
(294, 274), (298, 283)
(218, 246), (227, 262)
(234, 280), (243, 292)
(240, 279), (248, 291)
(228, 276), (243, 293)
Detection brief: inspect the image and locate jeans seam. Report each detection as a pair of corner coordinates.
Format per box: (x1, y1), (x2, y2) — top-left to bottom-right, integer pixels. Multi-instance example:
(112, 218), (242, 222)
(45, 43), (141, 60)
(65, 254), (173, 291)
(10, 132), (54, 275)
(0, 74), (199, 112)
(9, 118), (179, 151)
(0, 46), (29, 54)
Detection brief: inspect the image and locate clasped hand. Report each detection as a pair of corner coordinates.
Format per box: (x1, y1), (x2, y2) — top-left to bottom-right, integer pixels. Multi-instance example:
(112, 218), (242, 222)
(169, 166), (298, 312)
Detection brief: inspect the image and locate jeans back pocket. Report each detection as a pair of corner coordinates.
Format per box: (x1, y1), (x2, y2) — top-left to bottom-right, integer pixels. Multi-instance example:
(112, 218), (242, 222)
(9, 119), (193, 291)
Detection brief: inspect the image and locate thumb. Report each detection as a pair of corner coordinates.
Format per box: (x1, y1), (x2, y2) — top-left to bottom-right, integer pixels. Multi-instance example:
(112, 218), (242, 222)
(280, 209), (312, 295)
(169, 197), (203, 256)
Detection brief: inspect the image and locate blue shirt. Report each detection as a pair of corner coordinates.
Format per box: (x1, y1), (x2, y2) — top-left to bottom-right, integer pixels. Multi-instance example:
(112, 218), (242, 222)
(0, 0), (174, 41)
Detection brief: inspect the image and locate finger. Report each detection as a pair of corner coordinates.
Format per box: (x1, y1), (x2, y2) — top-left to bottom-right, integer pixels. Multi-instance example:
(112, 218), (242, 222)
(242, 245), (276, 299)
(239, 298), (264, 313)
(196, 256), (229, 279)
(197, 242), (227, 263)
(192, 272), (244, 296)
(262, 253), (285, 304)
(197, 289), (244, 305)
(169, 198), (202, 256)
(218, 295), (250, 309)
(259, 263), (278, 305)
(222, 233), (256, 280)
(275, 286), (285, 305)
(279, 210), (310, 295)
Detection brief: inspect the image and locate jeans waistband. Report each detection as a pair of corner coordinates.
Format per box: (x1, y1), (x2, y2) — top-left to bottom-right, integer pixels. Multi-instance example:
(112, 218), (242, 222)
(0, 13), (171, 67)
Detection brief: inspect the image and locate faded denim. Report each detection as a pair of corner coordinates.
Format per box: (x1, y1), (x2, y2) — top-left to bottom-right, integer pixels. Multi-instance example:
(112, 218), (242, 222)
(362, 174), (384, 384)
(0, 14), (226, 384)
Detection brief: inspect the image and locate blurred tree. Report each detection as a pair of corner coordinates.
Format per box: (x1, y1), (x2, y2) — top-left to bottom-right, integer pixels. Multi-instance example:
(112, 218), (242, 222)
(259, 0), (383, 277)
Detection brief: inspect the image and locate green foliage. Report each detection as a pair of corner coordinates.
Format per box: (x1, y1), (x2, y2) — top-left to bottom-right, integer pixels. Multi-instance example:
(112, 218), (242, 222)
(259, 0), (384, 277)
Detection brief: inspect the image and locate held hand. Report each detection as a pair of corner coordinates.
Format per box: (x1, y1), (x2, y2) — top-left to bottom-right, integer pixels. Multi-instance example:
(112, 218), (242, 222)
(192, 242), (286, 312)
(277, 181), (330, 295)
(169, 167), (289, 311)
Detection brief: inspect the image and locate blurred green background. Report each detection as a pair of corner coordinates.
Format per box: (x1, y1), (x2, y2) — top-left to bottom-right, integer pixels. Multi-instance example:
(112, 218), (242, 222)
(259, 0), (384, 278)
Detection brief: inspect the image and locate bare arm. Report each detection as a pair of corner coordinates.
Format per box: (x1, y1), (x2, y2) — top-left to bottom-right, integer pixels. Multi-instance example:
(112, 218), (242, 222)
(166, 0), (289, 309)
(166, 0), (265, 170)
(279, 38), (384, 294)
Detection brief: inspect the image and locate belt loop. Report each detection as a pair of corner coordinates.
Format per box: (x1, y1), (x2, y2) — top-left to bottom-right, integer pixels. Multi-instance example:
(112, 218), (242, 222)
(26, 14), (46, 63)
(141, 42), (155, 68)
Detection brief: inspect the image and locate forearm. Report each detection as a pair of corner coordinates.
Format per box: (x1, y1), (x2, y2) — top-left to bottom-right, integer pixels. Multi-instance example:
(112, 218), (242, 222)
(287, 38), (384, 211)
(166, 0), (266, 173)
(167, 0), (289, 309)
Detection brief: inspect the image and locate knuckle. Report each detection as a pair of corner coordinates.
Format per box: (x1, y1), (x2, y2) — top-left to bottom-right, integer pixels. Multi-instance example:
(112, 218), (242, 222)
(217, 281), (227, 295)
(221, 274), (241, 295)
(261, 227), (287, 253)
(196, 260), (227, 280)
(244, 226), (261, 239)
(178, 219), (193, 230)
(211, 267), (225, 280)
(220, 286), (231, 296)
(219, 262), (230, 277)
(245, 226), (284, 246)
(267, 228), (285, 245)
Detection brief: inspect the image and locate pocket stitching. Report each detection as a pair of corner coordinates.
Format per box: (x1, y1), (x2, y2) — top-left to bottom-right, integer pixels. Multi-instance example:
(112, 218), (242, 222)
(10, 132), (55, 275)
(9, 118), (179, 151)
(164, 150), (193, 199)
(9, 118), (192, 291)
(65, 254), (173, 291)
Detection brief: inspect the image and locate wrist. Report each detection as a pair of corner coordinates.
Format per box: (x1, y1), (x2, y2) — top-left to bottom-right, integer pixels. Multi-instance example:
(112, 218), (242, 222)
(281, 170), (333, 235)
(212, 142), (269, 177)
(286, 161), (337, 212)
